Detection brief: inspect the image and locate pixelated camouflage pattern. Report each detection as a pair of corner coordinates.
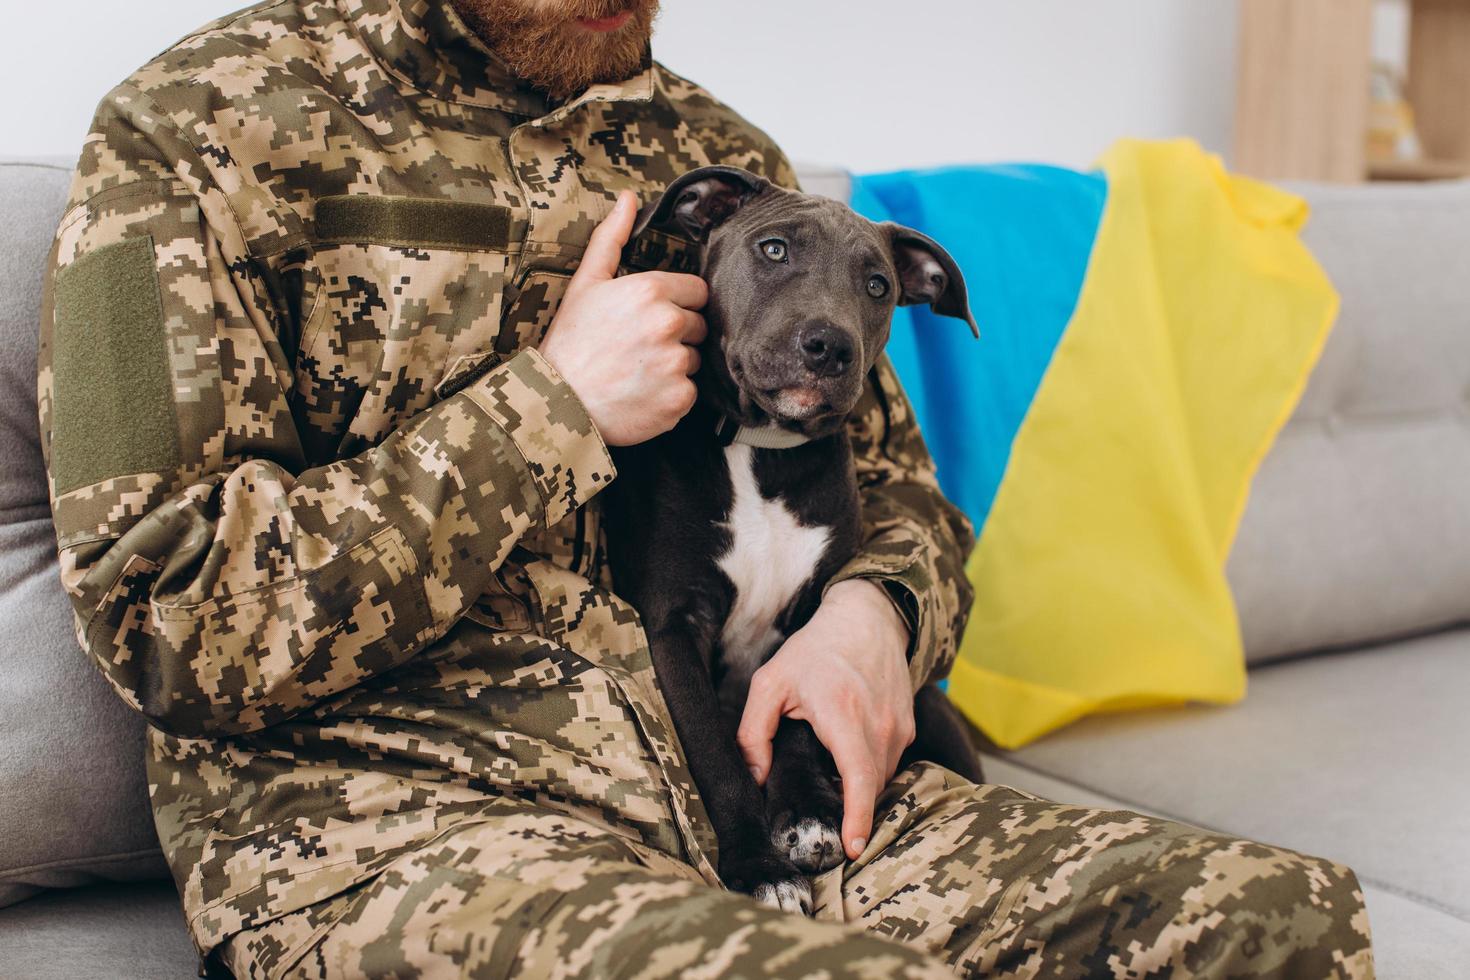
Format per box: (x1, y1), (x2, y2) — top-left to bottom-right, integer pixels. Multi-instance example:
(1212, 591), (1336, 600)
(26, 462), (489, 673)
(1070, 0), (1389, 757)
(40, 0), (1372, 974)
(219, 764), (1372, 978)
(37, 0), (977, 967)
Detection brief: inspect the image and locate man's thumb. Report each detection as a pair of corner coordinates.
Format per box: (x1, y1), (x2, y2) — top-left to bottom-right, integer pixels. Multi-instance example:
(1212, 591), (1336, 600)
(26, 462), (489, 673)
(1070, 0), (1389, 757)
(575, 190), (637, 283)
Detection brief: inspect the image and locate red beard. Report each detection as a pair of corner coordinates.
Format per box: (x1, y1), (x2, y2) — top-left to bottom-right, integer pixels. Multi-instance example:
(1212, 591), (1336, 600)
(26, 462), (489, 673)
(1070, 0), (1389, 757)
(453, 0), (662, 101)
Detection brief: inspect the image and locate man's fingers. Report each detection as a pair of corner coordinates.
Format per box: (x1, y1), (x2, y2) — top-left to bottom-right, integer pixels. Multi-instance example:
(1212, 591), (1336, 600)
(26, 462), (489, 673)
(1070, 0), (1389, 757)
(880, 713), (908, 784)
(821, 725), (879, 860)
(677, 308), (708, 346)
(638, 270), (709, 311)
(883, 742), (904, 786)
(574, 190), (637, 283)
(736, 671), (785, 785)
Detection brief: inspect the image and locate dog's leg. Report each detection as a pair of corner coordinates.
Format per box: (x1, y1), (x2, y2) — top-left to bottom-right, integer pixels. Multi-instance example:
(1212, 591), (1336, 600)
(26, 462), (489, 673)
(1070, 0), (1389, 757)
(764, 719), (845, 872)
(764, 686), (983, 875)
(647, 623), (813, 915)
(900, 683), (985, 783)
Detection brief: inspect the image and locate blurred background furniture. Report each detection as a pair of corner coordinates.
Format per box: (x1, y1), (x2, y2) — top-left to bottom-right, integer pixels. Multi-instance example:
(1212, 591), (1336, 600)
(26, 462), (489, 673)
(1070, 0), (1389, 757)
(1, 159), (1466, 979)
(1236, 0), (1470, 182)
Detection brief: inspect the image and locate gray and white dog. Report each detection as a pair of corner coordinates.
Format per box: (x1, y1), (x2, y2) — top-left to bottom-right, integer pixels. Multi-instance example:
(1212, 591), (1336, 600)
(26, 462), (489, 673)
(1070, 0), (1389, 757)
(602, 166), (982, 914)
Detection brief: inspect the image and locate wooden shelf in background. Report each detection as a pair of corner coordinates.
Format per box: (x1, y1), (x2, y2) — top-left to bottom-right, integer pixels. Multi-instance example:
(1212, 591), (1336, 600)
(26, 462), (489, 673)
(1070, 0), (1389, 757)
(1235, 0), (1374, 184)
(1236, 0), (1470, 183)
(1367, 157), (1470, 181)
(1406, 0), (1470, 165)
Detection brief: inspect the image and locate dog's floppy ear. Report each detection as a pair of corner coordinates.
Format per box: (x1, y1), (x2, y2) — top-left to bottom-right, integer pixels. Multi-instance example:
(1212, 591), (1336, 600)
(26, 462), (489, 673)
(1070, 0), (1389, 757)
(631, 165), (770, 243)
(883, 223), (979, 337)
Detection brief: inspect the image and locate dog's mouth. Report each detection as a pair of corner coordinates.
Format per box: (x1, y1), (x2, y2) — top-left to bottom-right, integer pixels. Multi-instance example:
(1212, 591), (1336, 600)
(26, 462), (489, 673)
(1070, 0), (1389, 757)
(765, 385), (829, 422)
(736, 370), (848, 430)
(722, 350), (861, 434)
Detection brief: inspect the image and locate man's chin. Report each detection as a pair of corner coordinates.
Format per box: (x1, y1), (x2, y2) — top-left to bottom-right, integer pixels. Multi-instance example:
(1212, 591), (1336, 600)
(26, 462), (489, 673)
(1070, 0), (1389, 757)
(453, 0), (658, 101)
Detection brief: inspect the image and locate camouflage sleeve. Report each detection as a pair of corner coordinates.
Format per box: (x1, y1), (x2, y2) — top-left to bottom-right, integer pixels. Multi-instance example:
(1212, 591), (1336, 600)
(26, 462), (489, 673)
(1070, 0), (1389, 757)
(750, 133), (801, 193)
(760, 144), (802, 192)
(39, 89), (613, 738)
(665, 70), (802, 193)
(825, 357), (976, 691)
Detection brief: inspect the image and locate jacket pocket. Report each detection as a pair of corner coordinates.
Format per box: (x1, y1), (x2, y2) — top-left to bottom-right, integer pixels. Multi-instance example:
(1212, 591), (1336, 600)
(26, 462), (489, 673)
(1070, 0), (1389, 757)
(292, 196), (516, 457)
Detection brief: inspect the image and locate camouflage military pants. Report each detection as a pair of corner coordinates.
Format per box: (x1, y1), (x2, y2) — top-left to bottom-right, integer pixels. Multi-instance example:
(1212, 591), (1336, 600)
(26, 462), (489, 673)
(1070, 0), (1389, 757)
(218, 763), (1373, 979)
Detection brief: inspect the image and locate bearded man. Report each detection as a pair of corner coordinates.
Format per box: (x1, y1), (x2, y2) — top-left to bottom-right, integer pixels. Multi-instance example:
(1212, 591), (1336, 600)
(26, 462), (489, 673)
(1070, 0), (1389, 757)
(40, 0), (1373, 976)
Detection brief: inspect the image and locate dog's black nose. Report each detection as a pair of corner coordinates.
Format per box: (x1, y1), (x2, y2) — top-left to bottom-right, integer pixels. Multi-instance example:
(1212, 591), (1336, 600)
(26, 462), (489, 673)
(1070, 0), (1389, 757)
(798, 323), (855, 377)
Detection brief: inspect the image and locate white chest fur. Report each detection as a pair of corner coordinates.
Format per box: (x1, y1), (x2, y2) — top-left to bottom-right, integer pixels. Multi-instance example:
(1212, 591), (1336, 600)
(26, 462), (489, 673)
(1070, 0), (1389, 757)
(716, 444), (833, 686)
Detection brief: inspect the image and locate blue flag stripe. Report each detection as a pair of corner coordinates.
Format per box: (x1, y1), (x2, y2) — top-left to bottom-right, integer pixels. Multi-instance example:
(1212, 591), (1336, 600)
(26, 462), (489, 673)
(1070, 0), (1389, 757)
(851, 165), (1108, 530)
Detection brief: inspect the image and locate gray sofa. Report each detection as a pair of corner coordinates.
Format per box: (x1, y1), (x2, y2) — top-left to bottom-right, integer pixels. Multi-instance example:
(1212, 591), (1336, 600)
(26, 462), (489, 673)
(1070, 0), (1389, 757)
(0, 158), (1465, 979)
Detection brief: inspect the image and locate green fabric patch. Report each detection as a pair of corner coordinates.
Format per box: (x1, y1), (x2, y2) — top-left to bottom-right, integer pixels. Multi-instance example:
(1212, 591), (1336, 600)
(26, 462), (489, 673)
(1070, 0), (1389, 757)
(314, 196), (511, 251)
(51, 236), (180, 496)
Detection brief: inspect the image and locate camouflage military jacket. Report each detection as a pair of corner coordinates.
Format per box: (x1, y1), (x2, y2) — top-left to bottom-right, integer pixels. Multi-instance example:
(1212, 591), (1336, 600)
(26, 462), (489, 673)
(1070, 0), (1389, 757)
(38, 0), (974, 960)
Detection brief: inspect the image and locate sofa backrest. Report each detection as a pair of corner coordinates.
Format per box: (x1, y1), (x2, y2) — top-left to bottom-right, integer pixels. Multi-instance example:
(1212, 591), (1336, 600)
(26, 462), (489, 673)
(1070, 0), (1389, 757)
(0, 162), (167, 908)
(1226, 180), (1470, 662)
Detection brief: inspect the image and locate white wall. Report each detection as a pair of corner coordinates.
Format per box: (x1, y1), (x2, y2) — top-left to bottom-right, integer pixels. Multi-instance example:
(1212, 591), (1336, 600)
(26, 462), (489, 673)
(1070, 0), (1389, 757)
(2, 3), (225, 161)
(5, 0), (1242, 172)
(656, 0), (1240, 172)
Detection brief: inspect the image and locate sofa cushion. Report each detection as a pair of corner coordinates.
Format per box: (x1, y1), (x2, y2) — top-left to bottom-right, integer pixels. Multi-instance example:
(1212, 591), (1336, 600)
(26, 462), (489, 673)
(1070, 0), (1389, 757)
(0, 161), (168, 907)
(1227, 180), (1470, 662)
(0, 880), (198, 979)
(994, 626), (1470, 971)
(793, 163), (851, 202)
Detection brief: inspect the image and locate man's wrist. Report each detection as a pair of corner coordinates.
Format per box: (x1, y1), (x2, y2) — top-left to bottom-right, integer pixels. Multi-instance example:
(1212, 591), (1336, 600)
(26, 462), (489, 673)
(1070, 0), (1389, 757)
(825, 577), (911, 653)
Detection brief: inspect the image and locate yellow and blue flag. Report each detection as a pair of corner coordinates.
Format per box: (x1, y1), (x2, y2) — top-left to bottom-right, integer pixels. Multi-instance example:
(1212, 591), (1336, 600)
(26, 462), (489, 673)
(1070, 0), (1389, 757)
(853, 139), (1337, 748)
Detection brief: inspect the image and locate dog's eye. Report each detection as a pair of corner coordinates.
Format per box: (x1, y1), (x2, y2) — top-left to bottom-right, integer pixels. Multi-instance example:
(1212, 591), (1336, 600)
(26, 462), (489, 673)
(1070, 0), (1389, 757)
(867, 275), (889, 299)
(760, 239), (788, 262)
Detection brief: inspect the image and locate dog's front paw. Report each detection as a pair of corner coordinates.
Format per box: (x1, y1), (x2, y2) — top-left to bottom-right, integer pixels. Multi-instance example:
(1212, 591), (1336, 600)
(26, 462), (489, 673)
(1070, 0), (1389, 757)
(768, 769), (845, 873)
(771, 812), (844, 873)
(720, 849), (813, 916)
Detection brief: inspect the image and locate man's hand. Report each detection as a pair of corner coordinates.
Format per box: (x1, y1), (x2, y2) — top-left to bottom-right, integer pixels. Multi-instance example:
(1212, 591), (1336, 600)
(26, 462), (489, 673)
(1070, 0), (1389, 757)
(538, 189), (709, 447)
(737, 578), (914, 861)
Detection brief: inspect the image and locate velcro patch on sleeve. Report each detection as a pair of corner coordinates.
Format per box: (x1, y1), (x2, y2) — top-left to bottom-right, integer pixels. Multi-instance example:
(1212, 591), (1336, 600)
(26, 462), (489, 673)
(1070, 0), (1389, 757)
(51, 235), (180, 496)
(314, 196), (511, 251)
